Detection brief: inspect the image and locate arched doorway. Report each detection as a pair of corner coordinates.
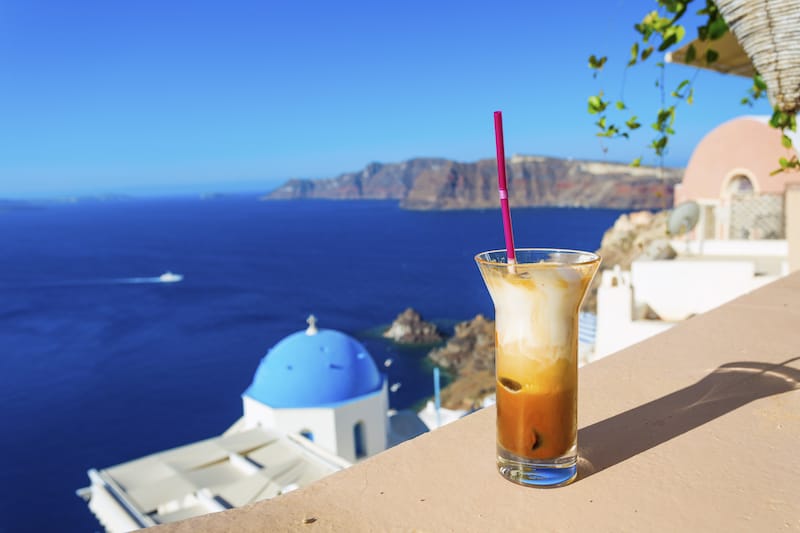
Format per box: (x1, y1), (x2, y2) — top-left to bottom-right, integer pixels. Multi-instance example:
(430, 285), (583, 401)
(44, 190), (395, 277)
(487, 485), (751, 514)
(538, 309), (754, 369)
(353, 421), (367, 459)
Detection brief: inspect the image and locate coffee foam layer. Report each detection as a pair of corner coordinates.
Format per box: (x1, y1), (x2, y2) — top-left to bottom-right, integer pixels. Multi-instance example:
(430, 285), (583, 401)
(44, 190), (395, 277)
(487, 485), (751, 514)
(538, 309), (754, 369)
(484, 265), (586, 365)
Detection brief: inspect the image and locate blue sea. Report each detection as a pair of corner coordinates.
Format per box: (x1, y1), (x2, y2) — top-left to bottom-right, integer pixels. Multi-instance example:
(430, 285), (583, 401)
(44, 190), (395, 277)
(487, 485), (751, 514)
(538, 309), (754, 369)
(0, 197), (626, 532)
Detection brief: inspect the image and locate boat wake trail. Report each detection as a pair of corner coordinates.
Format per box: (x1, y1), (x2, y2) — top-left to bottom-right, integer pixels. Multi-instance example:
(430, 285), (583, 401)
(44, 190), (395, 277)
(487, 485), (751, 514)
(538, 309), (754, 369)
(118, 272), (183, 284)
(116, 277), (174, 284)
(1, 272), (183, 289)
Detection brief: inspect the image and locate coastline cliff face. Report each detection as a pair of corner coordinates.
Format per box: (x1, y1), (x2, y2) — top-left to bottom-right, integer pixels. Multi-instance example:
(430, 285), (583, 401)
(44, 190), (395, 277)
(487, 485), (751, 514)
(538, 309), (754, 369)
(265, 155), (682, 210)
(267, 158), (448, 202)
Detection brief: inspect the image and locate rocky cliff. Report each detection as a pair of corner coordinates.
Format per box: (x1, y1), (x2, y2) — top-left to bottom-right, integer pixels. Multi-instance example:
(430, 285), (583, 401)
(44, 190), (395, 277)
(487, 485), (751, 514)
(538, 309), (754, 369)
(583, 209), (675, 312)
(383, 308), (443, 344)
(428, 314), (495, 374)
(265, 156), (682, 210)
(428, 315), (497, 410)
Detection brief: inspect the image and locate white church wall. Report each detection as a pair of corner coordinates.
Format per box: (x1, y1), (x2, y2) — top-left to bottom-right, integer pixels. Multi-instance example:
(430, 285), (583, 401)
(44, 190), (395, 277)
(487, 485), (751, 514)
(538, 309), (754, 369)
(242, 396), (277, 428)
(243, 389), (388, 464)
(333, 387), (387, 463)
(271, 408), (338, 455)
(242, 396), (341, 457)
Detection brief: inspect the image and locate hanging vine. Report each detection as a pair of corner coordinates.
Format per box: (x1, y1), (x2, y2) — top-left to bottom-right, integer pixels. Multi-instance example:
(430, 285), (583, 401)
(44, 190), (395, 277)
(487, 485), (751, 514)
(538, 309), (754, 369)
(588, 0), (799, 173)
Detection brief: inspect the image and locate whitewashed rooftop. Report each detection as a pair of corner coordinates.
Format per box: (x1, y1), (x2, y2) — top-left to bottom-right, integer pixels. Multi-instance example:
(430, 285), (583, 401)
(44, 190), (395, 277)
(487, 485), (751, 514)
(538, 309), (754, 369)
(78, 426), (349, 532)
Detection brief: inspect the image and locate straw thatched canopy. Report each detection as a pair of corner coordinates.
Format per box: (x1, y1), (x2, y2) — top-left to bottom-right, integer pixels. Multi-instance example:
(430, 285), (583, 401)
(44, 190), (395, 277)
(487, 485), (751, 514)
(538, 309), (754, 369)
(668, 0), (800, 114)
(667, 32), (754, 78)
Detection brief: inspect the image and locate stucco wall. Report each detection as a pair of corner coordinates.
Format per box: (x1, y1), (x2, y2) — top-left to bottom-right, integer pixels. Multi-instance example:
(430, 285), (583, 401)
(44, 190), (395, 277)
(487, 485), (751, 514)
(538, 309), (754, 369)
(332, 387), (388, 463)
(630, 259), (777, 321)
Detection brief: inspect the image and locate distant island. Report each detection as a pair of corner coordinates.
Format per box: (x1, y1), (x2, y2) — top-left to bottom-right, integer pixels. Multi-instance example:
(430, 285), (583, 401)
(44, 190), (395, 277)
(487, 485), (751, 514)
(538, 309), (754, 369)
(263, 155), (683, 210)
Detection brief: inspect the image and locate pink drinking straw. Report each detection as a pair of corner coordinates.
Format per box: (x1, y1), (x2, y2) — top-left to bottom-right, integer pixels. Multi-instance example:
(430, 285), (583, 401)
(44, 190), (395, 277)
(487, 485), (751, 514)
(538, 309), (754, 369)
(494, 111), (516, 264)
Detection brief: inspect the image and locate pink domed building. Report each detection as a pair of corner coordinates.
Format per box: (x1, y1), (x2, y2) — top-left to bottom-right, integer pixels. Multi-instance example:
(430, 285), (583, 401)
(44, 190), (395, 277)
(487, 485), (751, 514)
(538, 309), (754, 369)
(674, 116), (799, 240)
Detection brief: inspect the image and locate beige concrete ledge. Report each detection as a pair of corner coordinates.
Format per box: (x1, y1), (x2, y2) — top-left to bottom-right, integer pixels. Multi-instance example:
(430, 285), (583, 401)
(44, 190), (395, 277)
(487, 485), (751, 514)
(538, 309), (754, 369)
(156, 272), (800, 532)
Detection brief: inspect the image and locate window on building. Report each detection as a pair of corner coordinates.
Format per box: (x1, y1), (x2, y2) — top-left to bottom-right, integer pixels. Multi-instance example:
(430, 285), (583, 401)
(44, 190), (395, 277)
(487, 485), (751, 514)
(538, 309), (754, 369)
(353, 421), (367, 459)
(726, 175), (754, 196)
(299, 429), (314, 442)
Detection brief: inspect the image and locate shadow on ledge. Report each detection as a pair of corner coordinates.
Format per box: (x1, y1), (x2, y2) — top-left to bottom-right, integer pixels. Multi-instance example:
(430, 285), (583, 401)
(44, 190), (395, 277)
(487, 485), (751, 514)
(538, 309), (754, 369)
(577, 357), (800, 479)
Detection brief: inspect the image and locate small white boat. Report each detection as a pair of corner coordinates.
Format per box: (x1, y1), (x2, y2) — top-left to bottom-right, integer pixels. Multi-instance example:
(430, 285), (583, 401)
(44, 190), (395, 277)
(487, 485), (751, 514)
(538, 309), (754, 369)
(158, 271), (183, 283)
(390, 382), (402, 393)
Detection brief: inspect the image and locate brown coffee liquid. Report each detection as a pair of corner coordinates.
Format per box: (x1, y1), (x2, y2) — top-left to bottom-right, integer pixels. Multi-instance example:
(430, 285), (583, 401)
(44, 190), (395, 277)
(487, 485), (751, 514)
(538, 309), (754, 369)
(496, 380), (576, 459)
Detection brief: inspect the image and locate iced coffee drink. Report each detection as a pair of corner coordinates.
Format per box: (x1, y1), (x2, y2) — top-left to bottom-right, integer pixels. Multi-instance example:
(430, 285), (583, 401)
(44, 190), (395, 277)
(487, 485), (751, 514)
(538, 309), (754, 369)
(476, 249), (599, 487)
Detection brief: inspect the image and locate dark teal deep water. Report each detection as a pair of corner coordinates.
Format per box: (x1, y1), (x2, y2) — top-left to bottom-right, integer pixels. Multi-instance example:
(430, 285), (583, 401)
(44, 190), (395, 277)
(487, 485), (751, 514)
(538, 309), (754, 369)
(0, 197), (626, 532)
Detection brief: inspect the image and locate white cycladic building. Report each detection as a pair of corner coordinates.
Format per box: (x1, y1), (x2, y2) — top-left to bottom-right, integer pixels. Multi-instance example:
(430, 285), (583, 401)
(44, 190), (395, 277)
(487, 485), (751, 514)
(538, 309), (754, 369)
(79, 316), (393, 531)
(595, 266), (674, 359)
(595, 241), (788, 359)
(77, 427), (351, 532)
(594, 116), (798, 360)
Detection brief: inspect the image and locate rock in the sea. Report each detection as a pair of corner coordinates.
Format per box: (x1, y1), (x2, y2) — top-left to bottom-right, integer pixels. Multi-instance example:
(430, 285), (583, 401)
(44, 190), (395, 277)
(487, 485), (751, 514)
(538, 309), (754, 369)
(428, 314), (495, 374)
(383, 308), (442, 344)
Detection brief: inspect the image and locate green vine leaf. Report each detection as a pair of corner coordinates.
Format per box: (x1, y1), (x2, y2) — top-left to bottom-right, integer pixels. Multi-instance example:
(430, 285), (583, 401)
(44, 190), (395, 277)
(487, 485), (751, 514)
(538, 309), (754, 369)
(770, 156), (800, 175)
(707, 16), (728, 40)
(671, 79), (690, 98)
(697, 0), (726, 40)
(588, 55), (607, 70)
(684, 43), (696, 63)
(651, 136), (669, 155)
(741, 75), (766, 107)
(769, 109), (797, 131)
(586, 0), (795, 171)
(588, 94), (609, 114)
(629, 42), (639, 66)
(658, 24), (686, 51)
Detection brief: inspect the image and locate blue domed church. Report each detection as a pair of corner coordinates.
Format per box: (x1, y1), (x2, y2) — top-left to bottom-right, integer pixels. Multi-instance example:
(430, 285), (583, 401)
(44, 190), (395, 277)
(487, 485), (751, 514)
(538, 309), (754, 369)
(80, 316), (397, 529)
(241, 316), (389, 463)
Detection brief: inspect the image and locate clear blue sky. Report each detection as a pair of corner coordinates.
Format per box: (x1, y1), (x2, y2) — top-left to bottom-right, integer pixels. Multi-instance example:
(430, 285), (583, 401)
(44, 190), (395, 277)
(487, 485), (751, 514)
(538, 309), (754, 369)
(0, 0), (771, 197)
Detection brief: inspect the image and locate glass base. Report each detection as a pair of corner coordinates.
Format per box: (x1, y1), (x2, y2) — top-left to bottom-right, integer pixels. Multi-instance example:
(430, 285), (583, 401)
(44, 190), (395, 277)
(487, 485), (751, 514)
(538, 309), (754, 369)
(497, 445), (577, 488)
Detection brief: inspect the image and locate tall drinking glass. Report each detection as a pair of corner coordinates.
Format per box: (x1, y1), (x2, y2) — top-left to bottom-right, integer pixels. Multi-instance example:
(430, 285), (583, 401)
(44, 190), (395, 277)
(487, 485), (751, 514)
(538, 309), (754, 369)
(475, 249), (600, 487)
